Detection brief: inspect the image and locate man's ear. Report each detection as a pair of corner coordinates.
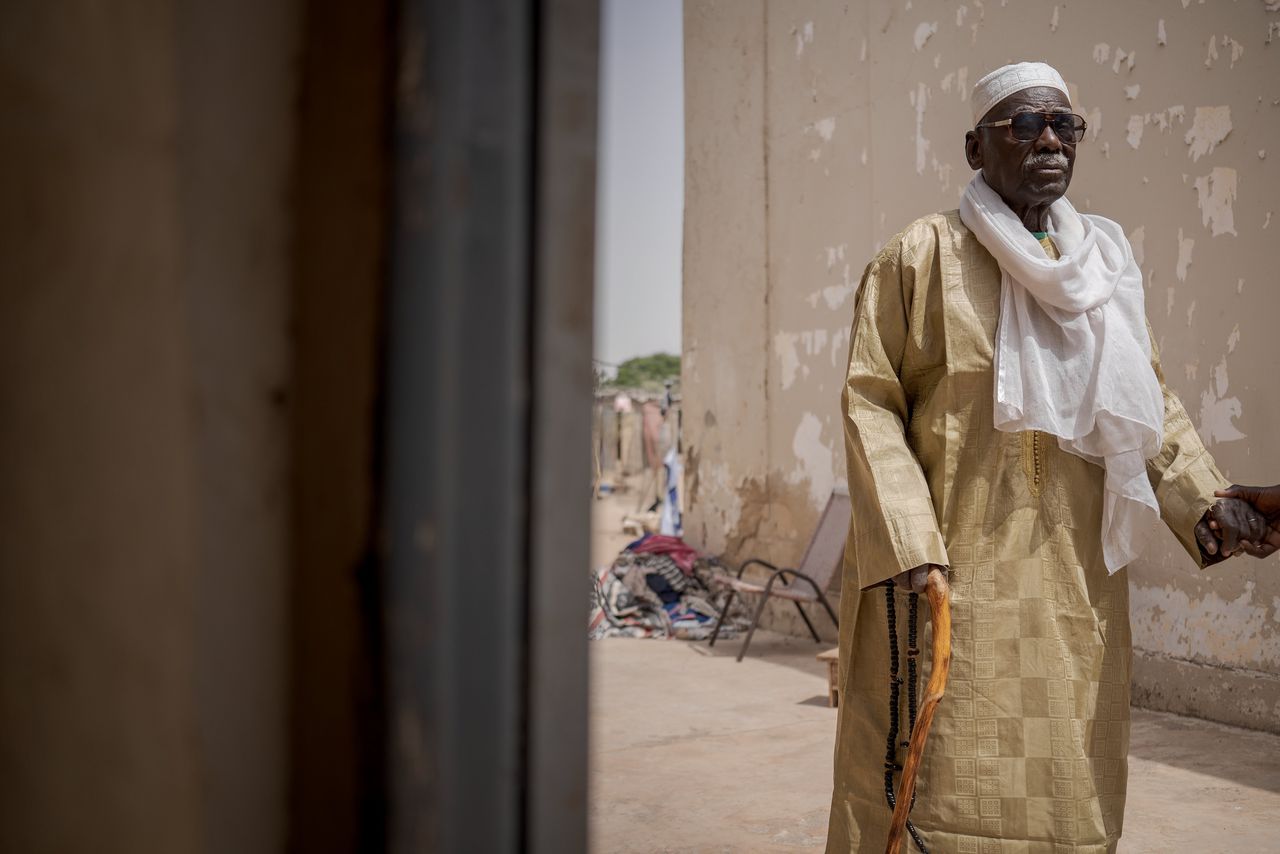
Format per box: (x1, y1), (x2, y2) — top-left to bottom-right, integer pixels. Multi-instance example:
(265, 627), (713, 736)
(964, 130), (982, 170)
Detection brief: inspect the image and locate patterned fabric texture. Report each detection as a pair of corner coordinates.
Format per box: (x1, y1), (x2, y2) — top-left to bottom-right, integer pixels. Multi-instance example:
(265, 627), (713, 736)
(589, 545), (745, 641)
(826, 213), (1227, 853)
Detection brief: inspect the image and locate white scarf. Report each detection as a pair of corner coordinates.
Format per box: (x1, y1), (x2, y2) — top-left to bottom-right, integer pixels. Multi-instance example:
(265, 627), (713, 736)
(959, 173), (1164, 573)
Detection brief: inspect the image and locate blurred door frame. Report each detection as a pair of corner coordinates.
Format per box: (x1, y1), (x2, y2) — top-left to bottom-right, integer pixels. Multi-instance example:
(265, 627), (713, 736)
(375, 2), (598, 852)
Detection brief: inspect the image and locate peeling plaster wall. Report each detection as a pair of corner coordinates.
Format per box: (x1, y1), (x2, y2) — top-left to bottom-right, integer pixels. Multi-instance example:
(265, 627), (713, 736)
(683, 2), (771, 562)
(684, 0), (1280, 729)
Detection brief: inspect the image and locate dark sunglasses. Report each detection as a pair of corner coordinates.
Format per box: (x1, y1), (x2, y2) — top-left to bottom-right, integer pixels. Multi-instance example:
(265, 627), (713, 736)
(975, 111), (1087, 144)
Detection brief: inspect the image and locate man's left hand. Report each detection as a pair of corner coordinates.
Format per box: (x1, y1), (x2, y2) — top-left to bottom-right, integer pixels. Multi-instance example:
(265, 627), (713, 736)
(1210, 485), (1280, 557)
(1195, 497), (1270, 559)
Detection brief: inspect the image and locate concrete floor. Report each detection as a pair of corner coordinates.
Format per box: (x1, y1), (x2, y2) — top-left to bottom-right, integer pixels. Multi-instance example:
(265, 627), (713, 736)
(589, 632), (1280, 853)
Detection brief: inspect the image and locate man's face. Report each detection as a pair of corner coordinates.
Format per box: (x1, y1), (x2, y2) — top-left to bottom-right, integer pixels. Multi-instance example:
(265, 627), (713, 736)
(964, 86), (1076, 210)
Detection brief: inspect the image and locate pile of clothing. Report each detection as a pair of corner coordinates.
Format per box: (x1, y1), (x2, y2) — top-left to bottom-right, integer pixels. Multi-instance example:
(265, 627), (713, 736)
(589, 535), (746, 640)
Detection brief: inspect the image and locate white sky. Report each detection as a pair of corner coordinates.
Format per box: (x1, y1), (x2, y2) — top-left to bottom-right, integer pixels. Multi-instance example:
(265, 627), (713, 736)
(594, 0), (684, 367)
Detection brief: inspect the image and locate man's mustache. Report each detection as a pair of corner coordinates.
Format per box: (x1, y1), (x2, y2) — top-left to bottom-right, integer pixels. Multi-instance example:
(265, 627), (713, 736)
(1027, 156), (1069, 171)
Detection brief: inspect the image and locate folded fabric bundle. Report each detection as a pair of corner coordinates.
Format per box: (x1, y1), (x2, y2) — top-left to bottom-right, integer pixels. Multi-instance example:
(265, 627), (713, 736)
(627, 534), (700, 576)
(589, 542), (747, 641)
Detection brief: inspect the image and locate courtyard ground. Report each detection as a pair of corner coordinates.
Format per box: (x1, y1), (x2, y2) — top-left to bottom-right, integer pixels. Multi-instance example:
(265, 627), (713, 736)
(589, 488), (1280, 853)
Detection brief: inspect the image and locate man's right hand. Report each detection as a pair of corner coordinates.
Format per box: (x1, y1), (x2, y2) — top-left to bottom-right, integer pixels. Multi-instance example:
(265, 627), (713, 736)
(893, 564), (940, 594)
(1213, 484), (1280, 557)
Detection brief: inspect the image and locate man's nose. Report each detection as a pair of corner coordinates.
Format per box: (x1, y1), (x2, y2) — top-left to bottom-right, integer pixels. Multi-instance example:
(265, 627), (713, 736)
(1035, 122), (1063, 152)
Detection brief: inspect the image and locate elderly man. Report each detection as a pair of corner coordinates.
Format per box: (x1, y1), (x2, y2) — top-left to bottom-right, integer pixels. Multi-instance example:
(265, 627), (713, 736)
(825, 62), (1266, 853)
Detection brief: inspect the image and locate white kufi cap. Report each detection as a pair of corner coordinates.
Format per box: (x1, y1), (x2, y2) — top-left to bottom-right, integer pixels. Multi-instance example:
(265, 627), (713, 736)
(970, 62), (1070, 124)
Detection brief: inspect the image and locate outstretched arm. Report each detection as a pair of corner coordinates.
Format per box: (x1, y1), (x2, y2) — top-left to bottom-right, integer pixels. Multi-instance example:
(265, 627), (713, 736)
(1143, 326), (1265, 564)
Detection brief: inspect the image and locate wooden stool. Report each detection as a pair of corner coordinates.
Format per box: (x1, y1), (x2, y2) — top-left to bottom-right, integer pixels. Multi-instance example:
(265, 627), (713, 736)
(817, 647), (839, 707)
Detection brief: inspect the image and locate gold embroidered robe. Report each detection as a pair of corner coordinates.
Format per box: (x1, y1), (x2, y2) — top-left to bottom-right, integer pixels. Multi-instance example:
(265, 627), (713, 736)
(826, 211), (1227, 854)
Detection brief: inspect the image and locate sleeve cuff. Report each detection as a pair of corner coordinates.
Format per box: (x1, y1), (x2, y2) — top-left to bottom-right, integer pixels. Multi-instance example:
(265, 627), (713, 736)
(1157, 450), (1229, 568)
(854, 526), (949, 590)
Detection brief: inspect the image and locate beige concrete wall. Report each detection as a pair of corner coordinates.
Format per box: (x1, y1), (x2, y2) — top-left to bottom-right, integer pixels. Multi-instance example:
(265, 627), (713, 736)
(0, 3), (299, 851)
(684, 0), (1280, 727)
(684, 2), (774, 563)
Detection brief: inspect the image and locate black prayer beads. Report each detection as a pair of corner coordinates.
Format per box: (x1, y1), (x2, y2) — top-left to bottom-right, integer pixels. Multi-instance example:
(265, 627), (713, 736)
(882, 581), (929, 853)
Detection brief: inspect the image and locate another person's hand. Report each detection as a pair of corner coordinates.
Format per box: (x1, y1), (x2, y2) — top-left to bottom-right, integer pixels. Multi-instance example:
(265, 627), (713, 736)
(893, 564), (939, 594)
(1212, 484), (1280, 557)
(1194, 497), (1270, 559)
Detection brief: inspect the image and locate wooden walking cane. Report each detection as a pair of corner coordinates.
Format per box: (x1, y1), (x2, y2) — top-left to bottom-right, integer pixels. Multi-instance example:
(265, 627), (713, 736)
(885, 567), (952, 854)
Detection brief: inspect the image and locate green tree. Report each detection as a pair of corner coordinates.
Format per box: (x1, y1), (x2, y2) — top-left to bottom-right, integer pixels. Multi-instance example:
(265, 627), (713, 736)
(613, 352), (680, 389)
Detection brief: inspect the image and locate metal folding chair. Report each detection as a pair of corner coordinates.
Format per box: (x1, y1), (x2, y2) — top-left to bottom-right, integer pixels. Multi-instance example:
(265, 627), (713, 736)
(708, 487), (847, 661)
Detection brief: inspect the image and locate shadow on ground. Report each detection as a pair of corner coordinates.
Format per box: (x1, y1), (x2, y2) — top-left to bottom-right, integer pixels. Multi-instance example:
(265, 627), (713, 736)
(1127, 706), (1280, 795)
